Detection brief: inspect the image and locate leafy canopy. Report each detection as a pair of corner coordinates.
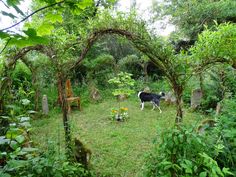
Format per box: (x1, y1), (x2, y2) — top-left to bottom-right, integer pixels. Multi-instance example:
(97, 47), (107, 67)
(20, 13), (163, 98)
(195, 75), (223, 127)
(152, 0), (236, 39)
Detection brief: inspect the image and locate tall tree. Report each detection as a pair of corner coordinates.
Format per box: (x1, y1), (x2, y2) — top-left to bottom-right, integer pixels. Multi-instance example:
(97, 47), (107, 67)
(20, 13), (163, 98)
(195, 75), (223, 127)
(152, 0), (236, 40)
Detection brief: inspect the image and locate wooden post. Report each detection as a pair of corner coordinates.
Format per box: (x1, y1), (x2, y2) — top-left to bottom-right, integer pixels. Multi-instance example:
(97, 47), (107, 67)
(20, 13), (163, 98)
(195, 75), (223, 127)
(42, 95), (49, 115)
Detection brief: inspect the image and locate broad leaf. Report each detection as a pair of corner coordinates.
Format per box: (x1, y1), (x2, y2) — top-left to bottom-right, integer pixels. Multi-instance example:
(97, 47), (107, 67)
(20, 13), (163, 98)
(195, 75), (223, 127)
(9, 140), (19, 150)
(8, 35), (49, 47)
(29, 36), (49, 45)
(1, 11), (17, 19)
(0, 136), (10, 145)
(45, 12), (63, 23)
(12, 4), (25, 16)
(6, 0), (22, 6)
(199, 171), (207, 177)
(19, 122), (31, 128)
(19, 116), (30, 122)
(77, 0), (93, 10)
(23, 28), (37, 37)
(15, 135), (25, 144)
(0, 172), (11, 177)
(21, 98), (31, 105)
(37, 23), (54, 36)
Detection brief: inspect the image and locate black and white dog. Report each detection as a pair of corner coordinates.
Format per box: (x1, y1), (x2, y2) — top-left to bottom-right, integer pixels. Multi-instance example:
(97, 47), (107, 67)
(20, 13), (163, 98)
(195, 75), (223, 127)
(138, 91), (165, 113)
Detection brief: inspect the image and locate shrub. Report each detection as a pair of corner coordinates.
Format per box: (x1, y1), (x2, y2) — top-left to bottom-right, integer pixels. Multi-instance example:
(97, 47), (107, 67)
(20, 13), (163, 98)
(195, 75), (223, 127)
(11, 62), (32, 90)
(143, 125), (233, 177)
(84, 54), (115, 87)
(118, 55), (143, 79)
(0, 147), (92, 177)
(217, 98), (236, 174)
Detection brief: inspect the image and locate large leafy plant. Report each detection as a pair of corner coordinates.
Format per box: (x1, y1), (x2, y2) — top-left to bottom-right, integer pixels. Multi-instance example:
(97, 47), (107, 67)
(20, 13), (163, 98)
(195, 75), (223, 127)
(108, 72), (135, 121)
(143, 125), (233, 177)
(108, 72), (135, 97)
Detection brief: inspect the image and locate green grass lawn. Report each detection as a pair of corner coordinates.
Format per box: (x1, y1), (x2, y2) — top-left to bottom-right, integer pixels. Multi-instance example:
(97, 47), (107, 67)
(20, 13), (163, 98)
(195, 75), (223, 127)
(31, 98), (206, 177)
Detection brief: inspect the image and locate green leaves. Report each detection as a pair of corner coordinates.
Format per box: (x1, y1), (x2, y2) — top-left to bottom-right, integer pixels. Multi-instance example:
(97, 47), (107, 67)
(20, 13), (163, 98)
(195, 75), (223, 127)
(2, 0), (25, 17)
(23, 28), (37, 37)
(0, 136), (10, 145)
(199, 172), (207, 177)
(0, 31), (10, 39)
(153, 0), (236, 39)
(108, 72), (135, 97)
(45, 13), (63, 23)
(77, 0), (93, 10)
(37, 22), (55, 36)
(191, 23), (236, 68)
(65, 0), (93, 15)
(6, 0), (22, 6)
(15, 135), (25, 144)
(143, 125), (235, 176)
(7, 34), (49, 48)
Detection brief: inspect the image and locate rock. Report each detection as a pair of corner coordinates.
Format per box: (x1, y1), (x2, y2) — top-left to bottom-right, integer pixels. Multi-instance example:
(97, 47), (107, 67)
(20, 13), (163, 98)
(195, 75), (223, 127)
(90, 87), (101, 101)
(117, 94), (127, 101)
(143, 86), (151, 93)
(191, 89), (203, 109)
(165, 91), (176, 104)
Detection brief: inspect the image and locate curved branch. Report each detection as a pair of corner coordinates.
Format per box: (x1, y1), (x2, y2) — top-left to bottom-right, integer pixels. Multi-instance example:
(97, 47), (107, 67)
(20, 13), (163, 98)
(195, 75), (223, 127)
(0, 0), (65, 32)
(5, 45), (44, 68)
(71, 28), (138, 69)
(71, 28), (170, 79)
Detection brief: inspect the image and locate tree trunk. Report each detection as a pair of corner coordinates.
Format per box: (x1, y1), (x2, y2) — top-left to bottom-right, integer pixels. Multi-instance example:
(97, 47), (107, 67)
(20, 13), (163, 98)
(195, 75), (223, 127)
(57, 73), (72, 158)
(32, 70), (40, 111)
(57, 77), (63, 105)
(199, 73), (204, 96)
(174, 86), (183, 124)
(143, 62), (149, 82)
(34, 88), (40, 111)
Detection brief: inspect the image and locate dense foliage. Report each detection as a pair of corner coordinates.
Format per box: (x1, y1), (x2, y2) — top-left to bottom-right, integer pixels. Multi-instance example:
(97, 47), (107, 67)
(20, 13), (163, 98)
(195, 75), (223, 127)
(0, 0), (236, 176)
(143, 125), (234, 177)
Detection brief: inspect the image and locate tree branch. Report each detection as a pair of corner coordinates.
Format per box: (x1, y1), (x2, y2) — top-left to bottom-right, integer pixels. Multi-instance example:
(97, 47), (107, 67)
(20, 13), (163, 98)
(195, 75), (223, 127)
(71, 28), (136, 70)
(6, 45), (44, 68)
(0, 0), (65, 32)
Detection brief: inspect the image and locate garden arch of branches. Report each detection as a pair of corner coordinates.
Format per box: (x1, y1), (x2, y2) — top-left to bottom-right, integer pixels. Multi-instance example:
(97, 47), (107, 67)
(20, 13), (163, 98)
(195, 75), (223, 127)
(1, 27), (233, 154)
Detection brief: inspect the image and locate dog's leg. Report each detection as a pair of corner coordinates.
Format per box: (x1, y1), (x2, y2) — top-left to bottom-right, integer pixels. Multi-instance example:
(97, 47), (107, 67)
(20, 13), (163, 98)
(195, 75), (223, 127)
(152, 102), (156, 110)
(156, 105), (162, 113)
(141, 102), (144, 110)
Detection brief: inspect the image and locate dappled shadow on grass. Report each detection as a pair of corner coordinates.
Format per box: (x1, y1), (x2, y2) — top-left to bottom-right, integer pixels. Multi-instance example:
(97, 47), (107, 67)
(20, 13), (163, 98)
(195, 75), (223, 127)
(31, 99), (205, 177)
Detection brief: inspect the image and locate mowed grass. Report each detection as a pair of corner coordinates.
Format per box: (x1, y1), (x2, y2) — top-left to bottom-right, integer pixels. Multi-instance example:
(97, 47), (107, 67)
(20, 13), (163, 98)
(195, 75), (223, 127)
(31, 98), (206, 177)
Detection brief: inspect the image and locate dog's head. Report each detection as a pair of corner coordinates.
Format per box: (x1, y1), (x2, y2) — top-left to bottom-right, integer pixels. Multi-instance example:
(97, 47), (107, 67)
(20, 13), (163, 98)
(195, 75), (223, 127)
(159, 91), (166, 98)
